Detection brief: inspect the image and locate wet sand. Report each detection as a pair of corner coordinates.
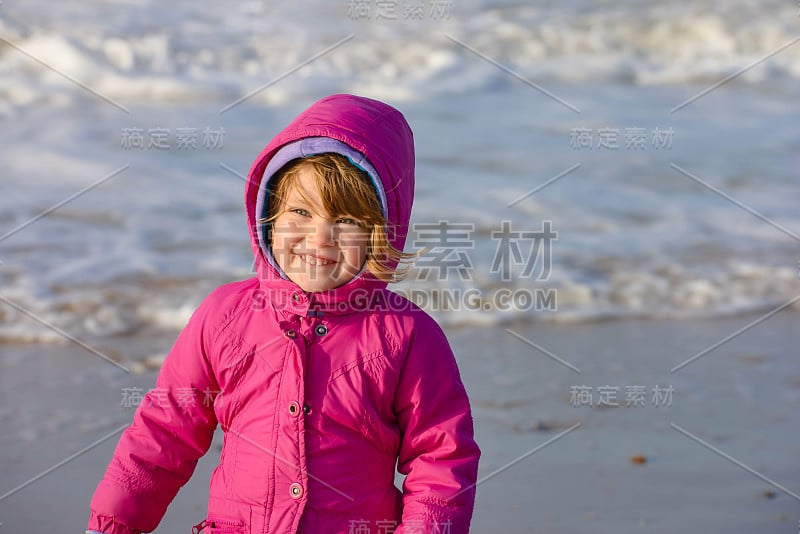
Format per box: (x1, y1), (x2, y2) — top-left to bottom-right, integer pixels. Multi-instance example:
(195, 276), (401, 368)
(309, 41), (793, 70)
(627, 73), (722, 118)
(0, 311), (798, 532)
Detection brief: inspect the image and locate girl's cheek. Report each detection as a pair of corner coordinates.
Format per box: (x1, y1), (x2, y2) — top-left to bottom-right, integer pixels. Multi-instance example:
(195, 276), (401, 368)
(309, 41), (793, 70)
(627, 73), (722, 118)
(273, 222), (304, 241)
(283, 219), (313, 236)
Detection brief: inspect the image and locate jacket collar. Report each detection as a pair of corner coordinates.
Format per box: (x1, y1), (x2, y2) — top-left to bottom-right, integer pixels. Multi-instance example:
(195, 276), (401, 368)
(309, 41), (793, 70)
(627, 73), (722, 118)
(255, 259), (390, 317)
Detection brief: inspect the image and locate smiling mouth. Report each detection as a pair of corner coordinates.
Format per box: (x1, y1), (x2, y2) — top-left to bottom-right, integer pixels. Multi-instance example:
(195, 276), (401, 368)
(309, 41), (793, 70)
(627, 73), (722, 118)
(297, 253), (337, 266)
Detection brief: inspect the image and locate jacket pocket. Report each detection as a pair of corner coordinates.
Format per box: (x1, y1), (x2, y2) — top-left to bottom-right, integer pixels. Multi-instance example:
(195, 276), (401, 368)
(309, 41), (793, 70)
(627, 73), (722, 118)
(192, 515), (246, 534)
(324, 349), (402, 454)
(329, 350), (390, 383)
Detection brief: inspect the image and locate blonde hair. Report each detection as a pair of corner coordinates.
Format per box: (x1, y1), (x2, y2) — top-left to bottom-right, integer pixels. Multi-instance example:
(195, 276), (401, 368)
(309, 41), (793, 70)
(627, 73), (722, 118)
(259, 153), (417, 283)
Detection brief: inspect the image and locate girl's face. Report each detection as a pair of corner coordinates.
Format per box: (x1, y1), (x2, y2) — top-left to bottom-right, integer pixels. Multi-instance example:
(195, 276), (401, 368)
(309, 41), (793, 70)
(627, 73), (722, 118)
(271, 165), (370, 292)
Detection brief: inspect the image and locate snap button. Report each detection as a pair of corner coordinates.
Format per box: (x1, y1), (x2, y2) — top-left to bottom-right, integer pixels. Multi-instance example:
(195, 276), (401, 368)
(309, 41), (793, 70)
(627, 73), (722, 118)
(314, 324), (328, 336)
(303, 403), (311, 414)
(288, 401), (300, 416)
(285, 329), (297, 339)
(290, 482), (303, 499)
(292, 293), (301, 302)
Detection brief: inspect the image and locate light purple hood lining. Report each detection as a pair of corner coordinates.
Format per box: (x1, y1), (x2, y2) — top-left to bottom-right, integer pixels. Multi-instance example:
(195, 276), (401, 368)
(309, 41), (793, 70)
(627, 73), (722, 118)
(255, 137), (388, 280)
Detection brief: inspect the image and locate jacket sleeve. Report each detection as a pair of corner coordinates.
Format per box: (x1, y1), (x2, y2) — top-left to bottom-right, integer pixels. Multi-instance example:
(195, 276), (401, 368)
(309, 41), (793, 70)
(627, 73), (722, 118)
(87, 296), (221, 534)
(393, 316), (481, 534)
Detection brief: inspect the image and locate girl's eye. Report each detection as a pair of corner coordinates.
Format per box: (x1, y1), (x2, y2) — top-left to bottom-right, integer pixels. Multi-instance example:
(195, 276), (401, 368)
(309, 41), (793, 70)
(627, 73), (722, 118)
(336, 217), (360, 225)
(289, 208), (309, 216)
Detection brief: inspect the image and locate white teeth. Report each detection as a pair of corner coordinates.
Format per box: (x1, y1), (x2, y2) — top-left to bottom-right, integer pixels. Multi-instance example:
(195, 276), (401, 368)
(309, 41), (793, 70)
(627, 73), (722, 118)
(299, 254), (335, 266)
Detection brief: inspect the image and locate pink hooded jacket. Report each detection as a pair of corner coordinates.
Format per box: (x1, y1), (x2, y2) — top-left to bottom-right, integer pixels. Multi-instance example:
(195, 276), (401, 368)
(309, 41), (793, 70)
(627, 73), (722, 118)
(88, 94), (480, 534)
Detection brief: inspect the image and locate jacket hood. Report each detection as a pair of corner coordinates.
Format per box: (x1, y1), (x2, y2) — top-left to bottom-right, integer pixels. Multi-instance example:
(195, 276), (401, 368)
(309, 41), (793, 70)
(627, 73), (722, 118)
(244, 94), (415, 314)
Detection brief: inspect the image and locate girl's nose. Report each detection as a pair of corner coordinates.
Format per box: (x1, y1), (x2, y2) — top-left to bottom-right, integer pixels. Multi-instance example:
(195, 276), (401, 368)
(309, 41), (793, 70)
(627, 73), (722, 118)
(308, 220), (335, 246)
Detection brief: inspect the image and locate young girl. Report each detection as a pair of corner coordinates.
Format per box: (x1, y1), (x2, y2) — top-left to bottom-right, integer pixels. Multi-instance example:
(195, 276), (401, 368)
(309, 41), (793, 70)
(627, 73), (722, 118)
(87, 94), (480, 534)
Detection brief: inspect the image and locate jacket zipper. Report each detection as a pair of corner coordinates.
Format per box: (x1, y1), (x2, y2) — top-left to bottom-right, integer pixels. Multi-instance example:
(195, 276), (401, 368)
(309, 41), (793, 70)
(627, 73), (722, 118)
(192, 518), (244, 533)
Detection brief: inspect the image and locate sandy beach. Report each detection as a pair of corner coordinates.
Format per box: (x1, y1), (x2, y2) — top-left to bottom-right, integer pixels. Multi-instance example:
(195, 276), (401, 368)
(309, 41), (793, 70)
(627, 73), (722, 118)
(1, 310), (798, 533)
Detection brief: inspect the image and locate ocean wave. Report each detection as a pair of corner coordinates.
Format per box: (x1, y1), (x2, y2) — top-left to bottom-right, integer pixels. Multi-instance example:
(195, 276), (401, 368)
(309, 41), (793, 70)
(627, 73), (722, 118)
(1, 0), (798, 110)
(1, 261), (798, 345)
